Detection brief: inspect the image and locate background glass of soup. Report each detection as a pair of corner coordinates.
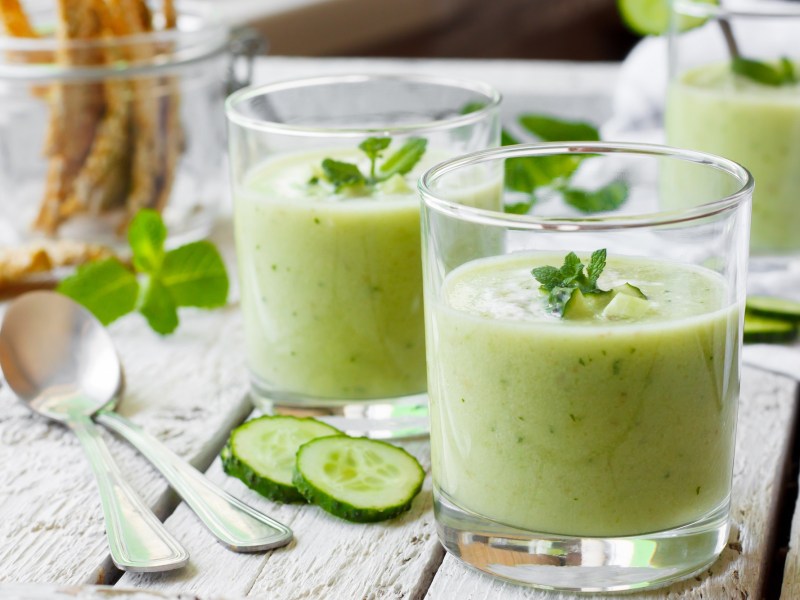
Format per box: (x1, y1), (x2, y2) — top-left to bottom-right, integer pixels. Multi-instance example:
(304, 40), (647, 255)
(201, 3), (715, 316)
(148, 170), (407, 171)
(667, 0), (800, 273)
(226, 74), (501, 438)
(419, 142), (751, 591)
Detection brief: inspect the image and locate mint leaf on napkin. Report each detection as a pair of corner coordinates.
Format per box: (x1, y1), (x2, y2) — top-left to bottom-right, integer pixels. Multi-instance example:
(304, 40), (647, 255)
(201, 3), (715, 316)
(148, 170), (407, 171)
(139, 277), (179, 335)
(128, 208), (167, 272)
(57, 209), (229, 335)
(160, 241), (229, 308)
(58, 259), (139, 325)
(518, 115), (600, 142)
(563, 181), (629, 214)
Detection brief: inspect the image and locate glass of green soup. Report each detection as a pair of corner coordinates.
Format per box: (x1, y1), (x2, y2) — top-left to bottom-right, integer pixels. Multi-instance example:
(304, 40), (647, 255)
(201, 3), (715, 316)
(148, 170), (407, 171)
(419, 142), (752, 591)
(225, 75), (501, 438)
(667, 0), (800, 268)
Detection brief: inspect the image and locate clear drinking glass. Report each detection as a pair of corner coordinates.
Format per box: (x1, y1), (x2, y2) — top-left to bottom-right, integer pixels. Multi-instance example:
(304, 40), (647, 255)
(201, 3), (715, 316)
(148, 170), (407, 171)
(225, 74), (501, 438)
(419, 142), (752, 592)
(667, 0), (800, 269)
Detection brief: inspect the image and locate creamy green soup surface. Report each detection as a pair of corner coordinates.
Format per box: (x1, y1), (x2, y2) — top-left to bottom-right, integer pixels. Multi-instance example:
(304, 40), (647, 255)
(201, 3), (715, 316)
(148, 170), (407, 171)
(428, 253), (740, 537)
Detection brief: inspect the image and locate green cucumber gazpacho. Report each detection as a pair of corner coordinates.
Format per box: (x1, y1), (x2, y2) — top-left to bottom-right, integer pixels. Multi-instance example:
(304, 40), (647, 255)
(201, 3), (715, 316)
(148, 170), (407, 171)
(428, 250), (740, 537)
(667, 62), (800, 255)
(235, 137), (499, 400)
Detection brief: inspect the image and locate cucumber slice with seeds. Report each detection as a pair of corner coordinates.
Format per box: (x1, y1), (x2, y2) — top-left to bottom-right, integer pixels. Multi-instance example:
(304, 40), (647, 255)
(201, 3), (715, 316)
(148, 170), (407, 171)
(293, 436), (424, 523)
(744, 312), (798, 344)
(746, 296), (800, 323)
(222, 415), (341, 503)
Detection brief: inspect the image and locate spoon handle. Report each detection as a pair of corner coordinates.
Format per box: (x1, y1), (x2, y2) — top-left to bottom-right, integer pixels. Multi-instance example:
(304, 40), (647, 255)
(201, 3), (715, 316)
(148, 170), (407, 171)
(68, 414), (189, 572)
(97, 411), (293, 552)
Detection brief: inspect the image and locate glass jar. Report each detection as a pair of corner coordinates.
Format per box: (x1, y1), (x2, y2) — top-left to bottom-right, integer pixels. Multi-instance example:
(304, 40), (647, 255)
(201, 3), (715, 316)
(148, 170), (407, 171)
(0, 1), (242, 252)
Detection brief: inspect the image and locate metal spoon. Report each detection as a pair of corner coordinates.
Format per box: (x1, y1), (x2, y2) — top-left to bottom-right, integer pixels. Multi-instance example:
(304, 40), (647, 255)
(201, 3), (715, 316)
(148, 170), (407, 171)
(0, 292), (189, 572)
(0, 291), (293, 553)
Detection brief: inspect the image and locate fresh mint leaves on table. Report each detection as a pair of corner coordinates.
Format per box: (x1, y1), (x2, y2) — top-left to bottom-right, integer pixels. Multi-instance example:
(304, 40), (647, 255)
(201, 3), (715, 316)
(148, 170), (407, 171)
(58, 209), (229, 335)
(501, 114), (628, 215)
(732, 57), (798, 87)
(532, 249), (610, 317)
(563, 181), (629, 213)
(312, 136), (427, 194)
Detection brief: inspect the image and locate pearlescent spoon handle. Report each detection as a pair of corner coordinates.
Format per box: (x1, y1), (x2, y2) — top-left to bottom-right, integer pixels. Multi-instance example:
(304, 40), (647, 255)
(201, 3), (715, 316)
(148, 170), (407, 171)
(68, 413), (189, 572)
(96, 411), (293, 552)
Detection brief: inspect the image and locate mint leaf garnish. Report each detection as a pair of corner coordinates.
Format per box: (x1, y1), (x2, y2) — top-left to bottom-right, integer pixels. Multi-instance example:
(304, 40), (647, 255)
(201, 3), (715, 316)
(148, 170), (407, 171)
(57, 210), (229, 335)
(322, 159), (366, 192)
(531, 249), (608, 317)
(379, 137), (427, 178)
(586, 249), (606, 289)
(139, 277), (179, 335)
(732, 57), (798, 87)
(518, 115), (600, 142)
(781, 57), (797, 84)
(128, 209), (166, 272)
(563, 181), (629, 214)
(160, 241), (229, 308)
(358, 137), (391, 179)
(58, 258), (138, 325)
(315, 137), (427, 195)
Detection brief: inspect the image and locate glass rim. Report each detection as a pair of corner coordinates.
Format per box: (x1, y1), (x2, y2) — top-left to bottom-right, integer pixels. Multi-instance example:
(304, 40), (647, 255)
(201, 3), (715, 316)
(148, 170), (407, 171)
(674, 0), (800, 19)
(224, 73), (502, 137)
(419, 142), (753, 231)
(0, 13), (229, 81)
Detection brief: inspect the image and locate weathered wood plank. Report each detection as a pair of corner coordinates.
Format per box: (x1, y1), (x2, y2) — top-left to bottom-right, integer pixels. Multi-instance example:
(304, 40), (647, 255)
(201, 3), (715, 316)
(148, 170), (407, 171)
(118, 438), (442, 600)
(425, 367), (797, 599)
(0, 223), (252, 586)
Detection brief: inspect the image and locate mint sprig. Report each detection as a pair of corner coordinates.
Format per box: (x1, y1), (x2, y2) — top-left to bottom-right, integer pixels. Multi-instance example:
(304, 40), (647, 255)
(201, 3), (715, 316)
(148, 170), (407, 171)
(563, 181), (629, 213)
(313, 136), (427, 194)
(495, 113), (627, 217)
(732, 56), (798, 87)
(57, 210), (229, 335)
(531, 249), (608, 317)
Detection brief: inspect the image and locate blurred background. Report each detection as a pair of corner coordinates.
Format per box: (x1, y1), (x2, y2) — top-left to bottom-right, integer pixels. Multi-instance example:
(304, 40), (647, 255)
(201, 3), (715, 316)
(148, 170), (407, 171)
(227, 0), (639, 60)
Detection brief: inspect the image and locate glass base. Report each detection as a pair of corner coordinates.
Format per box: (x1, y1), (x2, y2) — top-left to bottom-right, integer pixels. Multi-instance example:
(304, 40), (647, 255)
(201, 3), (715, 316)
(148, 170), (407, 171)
(249, 375), (429, 440)
(434, 488), (730, 592)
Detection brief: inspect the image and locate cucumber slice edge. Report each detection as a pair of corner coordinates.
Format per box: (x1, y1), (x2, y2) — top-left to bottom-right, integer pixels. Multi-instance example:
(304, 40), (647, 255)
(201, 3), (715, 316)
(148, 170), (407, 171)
(293, 436), (425, 523)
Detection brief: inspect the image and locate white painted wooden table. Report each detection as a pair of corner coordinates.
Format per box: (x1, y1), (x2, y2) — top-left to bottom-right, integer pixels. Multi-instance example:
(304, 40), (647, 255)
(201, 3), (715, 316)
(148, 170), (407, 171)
(1, 58), (799, 600)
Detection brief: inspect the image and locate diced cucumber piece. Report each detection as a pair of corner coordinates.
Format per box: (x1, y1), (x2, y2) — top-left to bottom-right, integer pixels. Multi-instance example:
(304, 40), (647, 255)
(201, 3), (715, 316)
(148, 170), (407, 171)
(744, 312), (798, 344)
(746, 296), (800, 323)
(222, 415), (341, 503)
(602, 292), (650, 321)
(612, 282), (647, 299)
(293, 436), (424, 523)
(562, 289), (614, 320)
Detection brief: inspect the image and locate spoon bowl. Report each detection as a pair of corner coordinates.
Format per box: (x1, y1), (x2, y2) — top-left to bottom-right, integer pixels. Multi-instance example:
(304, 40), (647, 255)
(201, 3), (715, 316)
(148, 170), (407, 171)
(0, 291), (121, 420)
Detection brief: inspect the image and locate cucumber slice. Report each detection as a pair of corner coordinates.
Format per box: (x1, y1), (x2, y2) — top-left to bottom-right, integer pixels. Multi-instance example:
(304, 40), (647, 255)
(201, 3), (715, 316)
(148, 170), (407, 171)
(744, 312), (798, 344)
(617, 0), (717, 36)
(293, 436), (424, 523)
(746, 295), (800, 323)
(222, 416), (341, 503)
